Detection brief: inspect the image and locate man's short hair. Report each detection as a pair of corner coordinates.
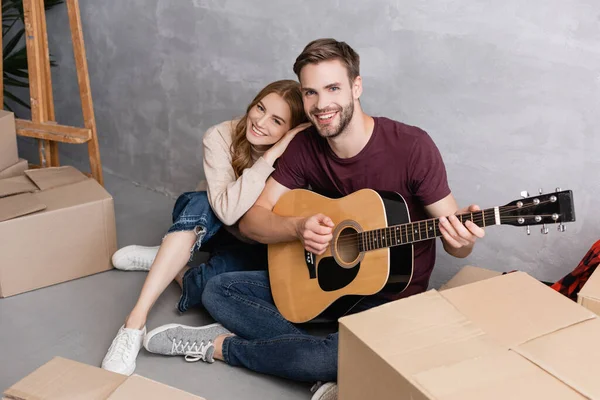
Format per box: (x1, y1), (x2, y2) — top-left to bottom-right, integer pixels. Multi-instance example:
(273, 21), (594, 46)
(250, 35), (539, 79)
(293, 38), (360, 82)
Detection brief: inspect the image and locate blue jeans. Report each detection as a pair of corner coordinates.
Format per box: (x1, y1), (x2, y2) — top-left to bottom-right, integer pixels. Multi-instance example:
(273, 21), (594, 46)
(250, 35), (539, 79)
(167, 191), (267, 313)
(167, 191), (224, 256)
(201, 270), (390, 383)
(178, 238), (267, 313)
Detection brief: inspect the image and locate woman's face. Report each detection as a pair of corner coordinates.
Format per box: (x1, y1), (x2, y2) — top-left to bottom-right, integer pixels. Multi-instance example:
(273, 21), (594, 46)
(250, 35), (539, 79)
(246, 92), (292, 147)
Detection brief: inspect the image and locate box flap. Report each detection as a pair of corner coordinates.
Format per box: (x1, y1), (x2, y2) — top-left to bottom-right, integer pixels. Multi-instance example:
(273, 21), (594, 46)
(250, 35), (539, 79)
(515, 318), (600, 399)
(440, 272), (595, 347)
(0, 193), (46, 222)
(577, 264), (600, 301)
(34, 178), (111, 213)
(339, 290), (502, 377)
(3, 357), (127, 400)
(25, 166), (87, 191)
(107, 375), (206, 400)
(440, 265), (502, 290)
(0, 175), (38, 198)
(0, 158), (29, 179)
(413, 350), (585, 400)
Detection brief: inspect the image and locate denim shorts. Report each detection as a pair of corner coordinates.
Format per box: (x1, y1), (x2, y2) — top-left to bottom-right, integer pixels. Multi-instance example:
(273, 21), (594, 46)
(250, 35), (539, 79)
(165, 191), (223, 255)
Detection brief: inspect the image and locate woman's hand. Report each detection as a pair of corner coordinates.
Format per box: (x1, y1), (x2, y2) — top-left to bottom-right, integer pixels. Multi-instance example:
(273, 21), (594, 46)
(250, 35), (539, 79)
(264, 122), (311, 165)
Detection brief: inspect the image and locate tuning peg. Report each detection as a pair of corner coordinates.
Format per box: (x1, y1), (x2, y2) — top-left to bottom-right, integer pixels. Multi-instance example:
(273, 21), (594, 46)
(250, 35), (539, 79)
(541, 224), (549, 234)
(526, 226), (531, 235)
(558, 223), (566, 232)
(539, 188), (543, 195)
(520, 191), (530, 198)
(556, 187), (562, 192)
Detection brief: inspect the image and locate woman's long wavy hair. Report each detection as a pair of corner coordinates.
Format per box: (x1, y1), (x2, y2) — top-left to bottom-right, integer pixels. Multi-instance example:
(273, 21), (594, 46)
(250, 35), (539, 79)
(230, 80), (307, 178)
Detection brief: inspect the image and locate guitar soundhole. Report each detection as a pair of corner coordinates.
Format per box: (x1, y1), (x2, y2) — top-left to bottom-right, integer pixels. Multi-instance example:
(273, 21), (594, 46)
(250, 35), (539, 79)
(336, 227), (361, 265)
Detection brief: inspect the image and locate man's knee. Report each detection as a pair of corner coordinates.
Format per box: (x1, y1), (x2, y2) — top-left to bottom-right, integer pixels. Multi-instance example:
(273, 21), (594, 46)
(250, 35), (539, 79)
(202, 275), (225, 312)
(202, 272), (240, 315)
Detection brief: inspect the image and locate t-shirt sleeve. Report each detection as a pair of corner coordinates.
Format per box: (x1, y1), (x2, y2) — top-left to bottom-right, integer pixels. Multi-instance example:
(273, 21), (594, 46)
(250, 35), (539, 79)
(408, 131), (451, 205)
(270, 134), (308, 190)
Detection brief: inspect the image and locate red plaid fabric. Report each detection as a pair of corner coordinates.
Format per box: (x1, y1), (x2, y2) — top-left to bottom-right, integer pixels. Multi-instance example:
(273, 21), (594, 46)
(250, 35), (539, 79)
(550, 239), (600, 301)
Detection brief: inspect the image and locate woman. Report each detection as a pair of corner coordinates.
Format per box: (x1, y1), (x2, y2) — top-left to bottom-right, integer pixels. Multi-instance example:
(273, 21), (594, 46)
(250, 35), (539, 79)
(101, 80), (310, 376)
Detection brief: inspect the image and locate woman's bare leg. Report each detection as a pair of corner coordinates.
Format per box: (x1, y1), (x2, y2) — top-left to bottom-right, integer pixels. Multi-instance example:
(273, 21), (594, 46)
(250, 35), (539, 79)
(174, 265), (191, 288)
(125, 231), (196, 329)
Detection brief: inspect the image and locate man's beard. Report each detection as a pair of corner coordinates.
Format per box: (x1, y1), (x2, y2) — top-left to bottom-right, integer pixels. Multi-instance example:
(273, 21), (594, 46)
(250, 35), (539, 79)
(311, 100), (354, 139)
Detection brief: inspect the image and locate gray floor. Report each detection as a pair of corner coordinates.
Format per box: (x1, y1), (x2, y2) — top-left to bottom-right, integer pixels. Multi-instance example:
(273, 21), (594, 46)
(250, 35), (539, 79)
(0, 171), (316, 399)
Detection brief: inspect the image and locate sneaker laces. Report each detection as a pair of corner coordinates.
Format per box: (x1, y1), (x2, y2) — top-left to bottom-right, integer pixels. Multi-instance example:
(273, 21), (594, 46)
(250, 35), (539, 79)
(109, 330), (135, 363)
(130, 255), (153, 268)
(171, 338), (213, 361)
(184, 342), (214, 363)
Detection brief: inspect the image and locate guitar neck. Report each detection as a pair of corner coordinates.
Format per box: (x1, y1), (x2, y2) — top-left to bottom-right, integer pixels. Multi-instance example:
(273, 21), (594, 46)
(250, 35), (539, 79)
(358, 207), (499, 252)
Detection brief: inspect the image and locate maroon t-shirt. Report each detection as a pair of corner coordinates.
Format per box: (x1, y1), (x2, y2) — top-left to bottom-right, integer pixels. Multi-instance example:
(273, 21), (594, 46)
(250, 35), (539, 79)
(272, 117), (451, 298)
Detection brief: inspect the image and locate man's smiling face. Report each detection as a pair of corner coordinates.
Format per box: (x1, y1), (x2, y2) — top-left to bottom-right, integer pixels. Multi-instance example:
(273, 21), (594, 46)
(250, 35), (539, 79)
(299, 59), (357, 139)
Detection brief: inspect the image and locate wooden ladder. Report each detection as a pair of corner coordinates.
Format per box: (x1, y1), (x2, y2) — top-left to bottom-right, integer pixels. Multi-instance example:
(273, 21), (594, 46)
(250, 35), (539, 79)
(1, 0), (103, 185)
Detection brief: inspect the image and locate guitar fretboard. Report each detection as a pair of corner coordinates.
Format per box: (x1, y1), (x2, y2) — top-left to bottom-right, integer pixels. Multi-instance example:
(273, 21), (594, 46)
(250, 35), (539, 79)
(357, 208), (498, 252)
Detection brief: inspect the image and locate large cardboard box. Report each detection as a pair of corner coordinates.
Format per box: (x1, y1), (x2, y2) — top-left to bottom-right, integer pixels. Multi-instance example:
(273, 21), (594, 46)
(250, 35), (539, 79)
(0, 166), (117, 297)
(0, 158), (28, 179)
(0, 110), (19, 171)
(578, 264), (600, 316)
(3, 357), (206, 399)
(339, 272), (600, 399)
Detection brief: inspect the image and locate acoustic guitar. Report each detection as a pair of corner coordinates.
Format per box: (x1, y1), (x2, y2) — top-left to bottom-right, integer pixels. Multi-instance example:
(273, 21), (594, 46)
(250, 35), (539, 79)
(268, 188), (576, 323)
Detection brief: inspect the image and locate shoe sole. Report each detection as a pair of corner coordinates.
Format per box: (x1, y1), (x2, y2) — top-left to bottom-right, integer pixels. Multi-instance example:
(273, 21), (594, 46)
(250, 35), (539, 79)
(143, 323), (226, 353)
(113, 263), (151, 272)
(102, 361), (136, 377)
(311, 383), (338, 400)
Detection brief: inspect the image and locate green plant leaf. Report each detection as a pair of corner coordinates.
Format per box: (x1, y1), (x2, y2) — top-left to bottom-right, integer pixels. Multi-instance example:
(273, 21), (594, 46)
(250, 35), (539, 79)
(2, 0), (65, 116)
(4, 76), (29, 88)
(3, 102), (14, 113)
(4, 28), (24, 57)
(4, 89), (30, 110)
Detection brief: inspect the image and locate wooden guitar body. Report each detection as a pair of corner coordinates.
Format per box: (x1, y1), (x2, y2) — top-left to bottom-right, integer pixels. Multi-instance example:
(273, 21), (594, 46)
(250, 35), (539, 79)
(268, 189), (413, 323)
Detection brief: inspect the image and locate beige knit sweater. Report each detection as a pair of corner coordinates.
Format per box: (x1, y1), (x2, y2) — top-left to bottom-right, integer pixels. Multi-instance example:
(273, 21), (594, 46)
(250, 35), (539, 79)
(196, 119), (275, 238)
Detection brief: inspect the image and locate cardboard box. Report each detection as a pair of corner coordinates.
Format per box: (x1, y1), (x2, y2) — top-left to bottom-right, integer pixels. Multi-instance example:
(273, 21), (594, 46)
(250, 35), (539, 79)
(0, 158), (28, 179)
(439, 265), (502, 290)
(3, 357), (206, 399)
(0, 110), (19, 171)
(578, 264), (600, 316)
(0, 166), (117, 298)
(338, 272), (600, 399)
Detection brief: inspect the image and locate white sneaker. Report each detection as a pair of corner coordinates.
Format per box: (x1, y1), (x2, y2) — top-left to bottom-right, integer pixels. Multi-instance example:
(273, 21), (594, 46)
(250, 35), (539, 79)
(311, 382), (338, 400)
(101, 325), (146, 376)
(112, 245), (159, 271)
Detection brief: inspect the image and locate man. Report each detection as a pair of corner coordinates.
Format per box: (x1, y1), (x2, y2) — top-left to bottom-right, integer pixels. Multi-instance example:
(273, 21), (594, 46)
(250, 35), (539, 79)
(142, 39), (484, 399)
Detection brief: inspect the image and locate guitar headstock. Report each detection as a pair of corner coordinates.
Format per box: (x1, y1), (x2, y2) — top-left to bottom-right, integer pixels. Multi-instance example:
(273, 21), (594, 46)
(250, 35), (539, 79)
(500, 188), (575, 234)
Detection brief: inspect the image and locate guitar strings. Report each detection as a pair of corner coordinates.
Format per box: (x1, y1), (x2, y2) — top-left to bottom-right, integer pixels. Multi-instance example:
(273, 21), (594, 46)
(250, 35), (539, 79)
(333, 198), (559, 247)
(334, 214), (559, 247)
(332, 198), (558, 244)
(332, 212), (562, 249)
(334, 211), (558, 246)
(332, 199), (554, 239)
(328, 199), (559, 247)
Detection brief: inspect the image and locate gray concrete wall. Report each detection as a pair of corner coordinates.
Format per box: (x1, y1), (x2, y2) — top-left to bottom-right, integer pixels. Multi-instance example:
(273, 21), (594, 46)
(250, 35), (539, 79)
(19, 0), (600, 286)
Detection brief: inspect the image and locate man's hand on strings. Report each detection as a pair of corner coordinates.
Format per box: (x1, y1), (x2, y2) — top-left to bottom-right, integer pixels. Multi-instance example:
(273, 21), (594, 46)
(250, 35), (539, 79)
(438, 204), (485, 249)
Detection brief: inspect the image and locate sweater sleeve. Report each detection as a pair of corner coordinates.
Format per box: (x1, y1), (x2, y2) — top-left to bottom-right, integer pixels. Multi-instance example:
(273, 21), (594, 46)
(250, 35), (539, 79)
(202, 124), (275, 226)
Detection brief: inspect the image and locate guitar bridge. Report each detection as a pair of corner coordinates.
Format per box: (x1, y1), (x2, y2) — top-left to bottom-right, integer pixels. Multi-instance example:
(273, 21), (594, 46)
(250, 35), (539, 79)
(305, 250), (316, 279)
